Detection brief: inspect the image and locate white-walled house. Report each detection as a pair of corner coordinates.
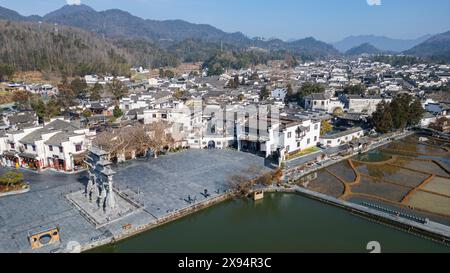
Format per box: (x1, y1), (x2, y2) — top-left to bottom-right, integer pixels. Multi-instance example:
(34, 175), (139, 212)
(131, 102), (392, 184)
(345, 96), (392, 115)
(319, 127), (364, 148)
(280, 119), (321, 156)
(420, 112), (437, 128)
(304, 94), (345, 114)
(304, 93), (331, 112)
(0, 119), (95, 172)
(120, 91), (172, 111)
(237, 117), (321, 159)
(271, 88), (288, 101)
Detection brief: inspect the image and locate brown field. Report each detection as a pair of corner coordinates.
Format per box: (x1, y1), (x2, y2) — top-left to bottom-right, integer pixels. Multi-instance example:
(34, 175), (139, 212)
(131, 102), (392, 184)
(352, 176), (411, 203)
(384, 135), (448, 155)
(354, 163), (427, 187)
(423, 177), (450, 196)
(395, 158), (450, 177)
(381, 168), (429, 188)
(11, 71), (61, 86)
(326, 161), (356, 183)
(408, 191), (450, 217)
(0, 90), (14, 104)
(308, 170), (345, 198)
(296, 130), (450, 221)
(139, 63), (202, 78)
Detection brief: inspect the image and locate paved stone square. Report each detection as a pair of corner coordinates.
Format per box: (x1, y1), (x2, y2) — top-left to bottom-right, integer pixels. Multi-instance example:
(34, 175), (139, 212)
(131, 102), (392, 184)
(0, 149), (271, 252)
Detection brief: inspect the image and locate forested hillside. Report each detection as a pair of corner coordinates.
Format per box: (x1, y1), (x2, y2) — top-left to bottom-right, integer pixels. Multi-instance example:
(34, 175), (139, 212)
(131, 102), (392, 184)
(0, 20), (130, 76)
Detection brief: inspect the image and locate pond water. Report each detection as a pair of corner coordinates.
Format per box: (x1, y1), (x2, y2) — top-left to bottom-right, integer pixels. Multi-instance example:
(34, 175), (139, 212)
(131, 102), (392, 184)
(90, 193), (450, 253)
(353, 149), (392, 163)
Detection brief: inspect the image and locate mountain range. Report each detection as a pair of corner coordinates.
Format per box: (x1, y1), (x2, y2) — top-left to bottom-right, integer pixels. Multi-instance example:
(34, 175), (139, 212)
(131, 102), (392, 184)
(405, 31), (450, 62)
(345, 43), (385, 56)
(0, 4), (340, 58)
(333, 34), (433, 53)
(0, 3), (449, 73)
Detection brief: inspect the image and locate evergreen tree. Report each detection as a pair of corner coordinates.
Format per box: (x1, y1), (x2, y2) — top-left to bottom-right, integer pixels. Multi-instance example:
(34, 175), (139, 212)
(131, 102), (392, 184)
(372, 100), (393, 133)
(285, 83), (294, 102)
(407, 98), (425, 127)
(259, 85), (271, 101)
(295, 82), (325, 104)
(31, 98), (61, 122)
(113, 106), (124, 118)
(342, 84), (366, 96)
(390, 94), (410, 130)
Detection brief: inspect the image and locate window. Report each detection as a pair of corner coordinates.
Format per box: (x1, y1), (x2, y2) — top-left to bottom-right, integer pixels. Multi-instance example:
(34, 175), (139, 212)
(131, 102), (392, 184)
(286, 145), (290, 152)
(10, 143), (15, 149)
(32, 145), (36, 152)
(321, 101), (325, 106)
(24, 144), (28, 150)
(59, 147), (63, 153)
(76, 144), (82, 152)
(327, 141), (332, 144)
(49, 146), (53, 152)
(297, 142), (301, 148)
(314, 136), (317, 142)
(288, 132), (292, 138)
(307, 138), (311, 144)
(315, 124), (318, 130)
(153, 114), (157, 118)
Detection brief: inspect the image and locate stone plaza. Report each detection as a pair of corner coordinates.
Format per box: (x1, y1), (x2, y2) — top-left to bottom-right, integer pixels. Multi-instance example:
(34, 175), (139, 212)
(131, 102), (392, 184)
(0, 149), (272, 252)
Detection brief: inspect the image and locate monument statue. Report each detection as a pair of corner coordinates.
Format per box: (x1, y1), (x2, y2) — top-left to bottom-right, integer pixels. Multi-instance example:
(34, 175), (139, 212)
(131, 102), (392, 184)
(84, 147), (116, 212)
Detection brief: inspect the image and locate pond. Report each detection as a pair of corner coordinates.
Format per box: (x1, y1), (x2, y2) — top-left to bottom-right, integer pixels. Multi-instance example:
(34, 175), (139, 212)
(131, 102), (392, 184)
(90, 193), (450, 253)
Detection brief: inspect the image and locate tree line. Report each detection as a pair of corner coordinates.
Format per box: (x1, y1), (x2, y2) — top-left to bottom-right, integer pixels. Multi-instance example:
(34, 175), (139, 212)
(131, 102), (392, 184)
(12, 76), (129, 122)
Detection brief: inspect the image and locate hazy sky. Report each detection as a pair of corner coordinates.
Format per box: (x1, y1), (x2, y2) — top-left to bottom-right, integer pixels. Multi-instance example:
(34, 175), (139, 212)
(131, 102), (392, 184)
(1, 0), (450, 42)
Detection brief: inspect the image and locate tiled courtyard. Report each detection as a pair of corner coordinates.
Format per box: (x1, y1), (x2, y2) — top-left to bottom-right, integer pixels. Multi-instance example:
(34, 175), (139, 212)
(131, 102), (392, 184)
(0, 149), (271, 252)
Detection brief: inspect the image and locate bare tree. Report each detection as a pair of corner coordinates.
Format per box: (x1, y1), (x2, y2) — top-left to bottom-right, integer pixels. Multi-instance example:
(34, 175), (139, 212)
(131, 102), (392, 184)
(94, 122), (174, 161)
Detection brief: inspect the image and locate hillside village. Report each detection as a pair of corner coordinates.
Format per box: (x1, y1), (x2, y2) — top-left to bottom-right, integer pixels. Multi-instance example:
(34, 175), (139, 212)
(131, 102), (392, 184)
(1, 2), (450, 255)
(0, 56), (449, 173)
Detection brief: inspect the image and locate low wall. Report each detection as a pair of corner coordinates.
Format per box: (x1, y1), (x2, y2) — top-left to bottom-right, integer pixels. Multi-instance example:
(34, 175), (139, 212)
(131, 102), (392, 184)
(80, 192), (235, 252)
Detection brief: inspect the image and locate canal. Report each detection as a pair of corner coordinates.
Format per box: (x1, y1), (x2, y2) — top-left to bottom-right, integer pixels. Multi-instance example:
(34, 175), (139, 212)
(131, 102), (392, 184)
(91, 193), (450, 253)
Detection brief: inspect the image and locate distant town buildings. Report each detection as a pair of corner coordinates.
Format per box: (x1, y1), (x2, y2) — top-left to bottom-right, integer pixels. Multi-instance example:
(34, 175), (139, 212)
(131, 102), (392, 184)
(1, 55), (449, 173)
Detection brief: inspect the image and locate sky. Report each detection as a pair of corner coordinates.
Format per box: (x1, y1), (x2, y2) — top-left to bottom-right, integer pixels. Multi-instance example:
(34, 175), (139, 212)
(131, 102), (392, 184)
(0, 0), (450, 42)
